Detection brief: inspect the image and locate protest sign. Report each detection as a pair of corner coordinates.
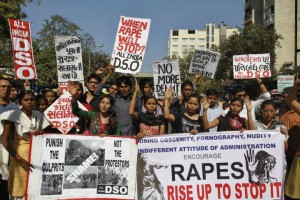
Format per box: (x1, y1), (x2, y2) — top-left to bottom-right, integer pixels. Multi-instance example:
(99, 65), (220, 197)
(277, 75), (294, 92)
(233, 53), (271, 79)
(55, 36), (84, 84)
(152, 60), (181, 99)
(27, 134), (137, 200)
(137, 131), (285, 200)
(188, 49), (220, 78)
(44, 92), (87, 134)
(111, 16), (151, 74)
(8, 19), (37, 80)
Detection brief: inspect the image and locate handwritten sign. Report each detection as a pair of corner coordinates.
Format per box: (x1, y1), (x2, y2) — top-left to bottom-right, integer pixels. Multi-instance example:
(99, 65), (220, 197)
(44, 92), (87, 134)
(152, 60), (181, 99)
(55, 36), (84, 83)
(8, 19), (37, 80)
(233, 53), (271, 79)
(111, 16), (151, 74)
(188, 49), (220, 78)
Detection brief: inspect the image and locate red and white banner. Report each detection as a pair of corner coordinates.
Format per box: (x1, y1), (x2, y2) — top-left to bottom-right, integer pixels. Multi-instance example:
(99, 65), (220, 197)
(44, 92), (87, 134)
(233, 53), (271, 79)
(111, 16), (151, 74)
(137, 131), (285, 200)
(8, 19), (37, 80)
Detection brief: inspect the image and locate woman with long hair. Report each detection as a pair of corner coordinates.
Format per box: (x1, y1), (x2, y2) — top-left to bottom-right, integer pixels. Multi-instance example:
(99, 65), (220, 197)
(1, 90), (50, 199)
(203, 96), (256, 132)
(69, 82), (120, 135)
(129, 79), (165, 139)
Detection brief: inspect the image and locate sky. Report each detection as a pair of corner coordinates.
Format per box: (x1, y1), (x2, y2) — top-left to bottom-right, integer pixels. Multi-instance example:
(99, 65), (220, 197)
(22, 0), (244, 73)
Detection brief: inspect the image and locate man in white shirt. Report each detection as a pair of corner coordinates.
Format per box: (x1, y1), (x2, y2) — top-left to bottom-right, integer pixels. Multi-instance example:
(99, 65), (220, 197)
(0, 78), (20, 200)
(200, 88), (223, 132)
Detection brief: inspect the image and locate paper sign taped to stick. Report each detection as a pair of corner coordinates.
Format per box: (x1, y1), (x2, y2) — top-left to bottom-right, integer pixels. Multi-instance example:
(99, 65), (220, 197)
(152, 60), (181, 99)
(233, 53), (271, 79)
(111, 16), (151, 74)
(188, 49), (220, 78)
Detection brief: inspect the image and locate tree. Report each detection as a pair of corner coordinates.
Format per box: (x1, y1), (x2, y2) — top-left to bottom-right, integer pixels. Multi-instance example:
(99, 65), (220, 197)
(215, 24), (282, 91)
(0, 0), (37, 67)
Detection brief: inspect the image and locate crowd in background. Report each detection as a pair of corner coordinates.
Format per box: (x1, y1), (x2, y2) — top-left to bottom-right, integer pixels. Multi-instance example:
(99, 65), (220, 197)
(0, 64), (300, 199)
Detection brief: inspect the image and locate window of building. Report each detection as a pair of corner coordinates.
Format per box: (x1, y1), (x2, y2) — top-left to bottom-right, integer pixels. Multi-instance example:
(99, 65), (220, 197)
(198, 38), (205, 42)
(182, 45), (188, 49)
(198, 45), (205, 49)
(206, 43), (209, 49)
(189, 38), (195, 42)
(212, 36), (214, 42)
(206, 36), (209, 41)
(190, 45), (195, 50)
(172, 45), (178, 49)
(182, 38), (188, 42)
(188, 30), (195, 34)
(172, 38), (178, 42)
(172, 30), (179, 36)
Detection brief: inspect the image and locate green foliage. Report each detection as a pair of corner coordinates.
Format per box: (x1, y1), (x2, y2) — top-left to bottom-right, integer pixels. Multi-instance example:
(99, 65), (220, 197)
(0, 0), (37, 67)
(33, 15), (110, 87)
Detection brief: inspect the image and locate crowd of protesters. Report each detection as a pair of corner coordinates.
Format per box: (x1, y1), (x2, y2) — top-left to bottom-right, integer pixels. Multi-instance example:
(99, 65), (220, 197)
(0, 64), (300, 199)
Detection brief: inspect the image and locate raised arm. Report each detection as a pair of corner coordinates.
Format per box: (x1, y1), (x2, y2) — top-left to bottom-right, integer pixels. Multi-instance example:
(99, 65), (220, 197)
(245, 96), (256, 130)
(256, 76), (270, 97)
(163, 86), (176, 122)
(94, 65), (114, 96)
(202, 97), (219, 129)
(128, 78), (139, 120)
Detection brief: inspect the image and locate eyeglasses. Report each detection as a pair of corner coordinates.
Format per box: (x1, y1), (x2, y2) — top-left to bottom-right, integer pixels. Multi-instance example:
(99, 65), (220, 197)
(261, 110), (276, 114)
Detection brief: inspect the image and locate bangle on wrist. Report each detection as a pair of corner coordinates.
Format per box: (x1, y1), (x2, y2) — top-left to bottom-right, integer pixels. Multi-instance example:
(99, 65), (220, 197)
(258, 82), (263, 85)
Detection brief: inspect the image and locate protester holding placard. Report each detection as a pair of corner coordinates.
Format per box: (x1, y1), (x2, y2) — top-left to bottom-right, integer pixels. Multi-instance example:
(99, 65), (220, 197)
(222, 77), (271, 120)
(164, 86), (207, 134)
(129, 79), (165, 139)
(69, 82), (120, 135)
(1, 90), (50, 199)
(203, 96), (255, 131)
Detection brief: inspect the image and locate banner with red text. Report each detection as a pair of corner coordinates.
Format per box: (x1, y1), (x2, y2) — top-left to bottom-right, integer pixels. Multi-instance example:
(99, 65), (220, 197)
(44, 92), (87, 134)
(137, 131), (285, 200)
(111, 16), (151, 74)
(27, 134), (137, 200)
(188, 49), (221, 78)
(152, 60), (181, 99)
(55, 36), (84, 83)
(8, 19), (37, 80)
(233, 53), (271, 79)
